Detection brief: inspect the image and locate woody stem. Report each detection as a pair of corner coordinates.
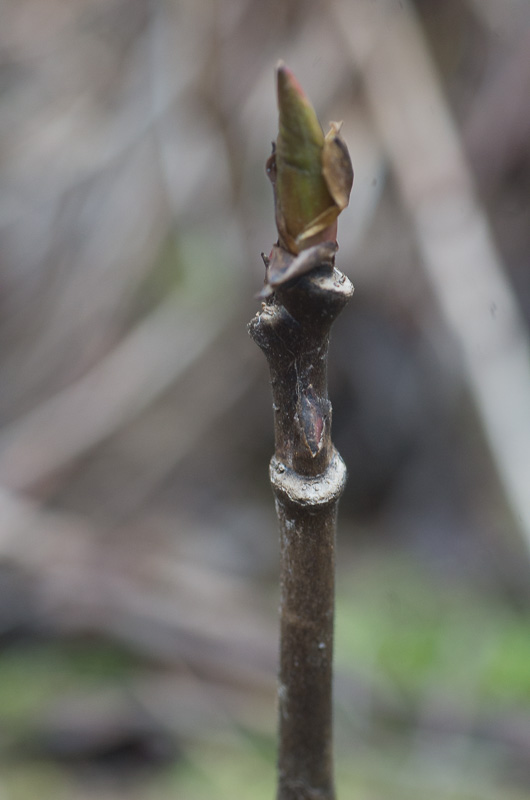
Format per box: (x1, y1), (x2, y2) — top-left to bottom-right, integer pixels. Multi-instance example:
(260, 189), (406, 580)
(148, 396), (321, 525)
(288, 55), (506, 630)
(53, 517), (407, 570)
(248, 260), (353, 800)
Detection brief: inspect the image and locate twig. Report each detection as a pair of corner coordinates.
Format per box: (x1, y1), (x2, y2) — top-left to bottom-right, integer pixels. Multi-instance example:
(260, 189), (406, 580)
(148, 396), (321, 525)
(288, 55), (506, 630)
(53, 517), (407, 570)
(249, 64), (353, 800)
(250, 269), (351, 799)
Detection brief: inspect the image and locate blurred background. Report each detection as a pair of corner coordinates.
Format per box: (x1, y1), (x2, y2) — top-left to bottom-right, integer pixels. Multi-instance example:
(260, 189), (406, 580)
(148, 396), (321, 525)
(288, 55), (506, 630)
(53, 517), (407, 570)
(1, 0), (530, 798)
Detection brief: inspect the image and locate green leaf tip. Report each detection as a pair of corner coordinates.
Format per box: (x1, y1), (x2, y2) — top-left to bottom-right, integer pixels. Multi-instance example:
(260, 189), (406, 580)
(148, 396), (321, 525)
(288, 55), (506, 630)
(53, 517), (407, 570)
(268, 63), (353, 255)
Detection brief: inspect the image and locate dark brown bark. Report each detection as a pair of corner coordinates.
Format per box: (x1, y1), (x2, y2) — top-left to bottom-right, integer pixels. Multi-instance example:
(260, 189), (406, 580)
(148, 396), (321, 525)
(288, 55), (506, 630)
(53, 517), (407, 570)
(248, 257), (353, 800)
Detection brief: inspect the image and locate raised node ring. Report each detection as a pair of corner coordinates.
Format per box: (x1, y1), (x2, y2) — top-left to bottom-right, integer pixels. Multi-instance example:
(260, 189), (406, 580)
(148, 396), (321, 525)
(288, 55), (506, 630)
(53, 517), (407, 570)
(269, 449), (347, 508)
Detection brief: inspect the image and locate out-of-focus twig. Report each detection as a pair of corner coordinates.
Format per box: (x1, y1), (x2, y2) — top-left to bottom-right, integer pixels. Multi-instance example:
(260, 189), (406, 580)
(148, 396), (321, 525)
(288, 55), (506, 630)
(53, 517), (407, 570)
(0, 293), (231, 492)
(0, 0), (236, 423)
(332, 0), (530, 554)
(0, 485), (276, 685)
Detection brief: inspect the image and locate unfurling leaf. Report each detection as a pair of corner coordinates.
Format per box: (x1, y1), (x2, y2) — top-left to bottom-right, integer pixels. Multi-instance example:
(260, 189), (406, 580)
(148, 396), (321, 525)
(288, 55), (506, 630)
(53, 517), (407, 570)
(269, 62), (353, 255)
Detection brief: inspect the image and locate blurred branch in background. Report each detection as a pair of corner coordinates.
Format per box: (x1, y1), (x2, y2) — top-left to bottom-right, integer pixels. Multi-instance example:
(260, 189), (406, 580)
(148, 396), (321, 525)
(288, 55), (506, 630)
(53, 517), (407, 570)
(0, 486), (276, 687)
(0, 290), (235, 492)
(332, 0), (530, 555)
